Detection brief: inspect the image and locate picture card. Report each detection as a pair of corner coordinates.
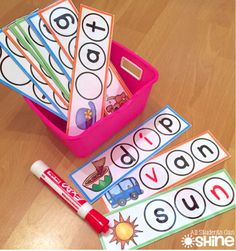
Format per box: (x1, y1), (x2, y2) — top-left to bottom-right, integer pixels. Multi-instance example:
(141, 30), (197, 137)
(27, 12), (72, 80)
(66, 5), (114, 136)
(69, 105), (191, 203)
(0, 43), (61, 117)
(15, 18), (71, 101)
(0, 30), (66, 119)
(7, 21), (69, 107)
(105, 63), (132, 115)
(39, 0), (78, 64)
(3, 28), (68, 119)
(102, 131), (230, 211)
(100, 169), (236, 250)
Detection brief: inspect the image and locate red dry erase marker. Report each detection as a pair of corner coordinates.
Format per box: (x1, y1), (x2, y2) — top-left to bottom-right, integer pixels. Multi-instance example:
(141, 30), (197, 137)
(31, 160), (109, 234)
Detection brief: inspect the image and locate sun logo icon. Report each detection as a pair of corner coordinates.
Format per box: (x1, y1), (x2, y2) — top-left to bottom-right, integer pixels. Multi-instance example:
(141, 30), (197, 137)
(109, 213), (143, 249)
(181, 234), (195, 248)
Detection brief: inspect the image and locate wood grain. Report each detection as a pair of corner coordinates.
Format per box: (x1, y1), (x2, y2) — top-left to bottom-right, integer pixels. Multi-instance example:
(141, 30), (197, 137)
(0, 0), (235, 249)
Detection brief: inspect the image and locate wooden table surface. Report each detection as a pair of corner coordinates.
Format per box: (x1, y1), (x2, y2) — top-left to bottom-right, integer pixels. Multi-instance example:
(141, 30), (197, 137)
(0, 0), (235, 249)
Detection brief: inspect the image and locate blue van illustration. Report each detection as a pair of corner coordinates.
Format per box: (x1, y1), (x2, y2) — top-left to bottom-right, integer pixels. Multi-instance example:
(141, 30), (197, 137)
(105, 177), (143, 208)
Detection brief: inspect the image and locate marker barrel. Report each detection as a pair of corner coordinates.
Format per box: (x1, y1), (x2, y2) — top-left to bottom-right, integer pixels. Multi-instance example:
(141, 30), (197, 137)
(31, 160), (109, 233)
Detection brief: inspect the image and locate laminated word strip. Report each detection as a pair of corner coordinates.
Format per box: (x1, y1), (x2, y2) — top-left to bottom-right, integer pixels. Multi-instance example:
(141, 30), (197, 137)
(39, 0), (131, 117)
(27, 12), (72, 80)
(100, 169), (236, 250)
(66, 5), (114, 135)
(69, 105), (191, 203)
(7, 22), (69, 107)
(0, 43), (61, 117)
(102, 131), (230, 211)
(28, 12), (131, 115)
(0, 30), (65, 119)
(105, 63), (132, 115)
(3, 28), (68, 119)
(39, 0), (78, 64)
(15, 18), (71, 101)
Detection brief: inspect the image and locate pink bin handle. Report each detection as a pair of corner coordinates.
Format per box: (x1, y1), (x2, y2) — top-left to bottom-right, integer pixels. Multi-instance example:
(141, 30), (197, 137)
(110, 41), (158, 94)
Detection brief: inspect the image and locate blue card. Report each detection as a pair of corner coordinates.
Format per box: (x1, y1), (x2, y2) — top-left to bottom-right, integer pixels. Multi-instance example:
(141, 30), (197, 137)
(69, 106), (191, 203)
(0, 43), (63, 117)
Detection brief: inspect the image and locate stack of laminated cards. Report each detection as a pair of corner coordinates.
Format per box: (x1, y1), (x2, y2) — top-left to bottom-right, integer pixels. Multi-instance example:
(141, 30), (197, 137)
(2, 1), (235, 250)
(0, 0), (132, 136)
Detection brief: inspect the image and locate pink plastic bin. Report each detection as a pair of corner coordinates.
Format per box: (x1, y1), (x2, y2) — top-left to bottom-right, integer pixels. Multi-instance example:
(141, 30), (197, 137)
(24, 41), (159, 157)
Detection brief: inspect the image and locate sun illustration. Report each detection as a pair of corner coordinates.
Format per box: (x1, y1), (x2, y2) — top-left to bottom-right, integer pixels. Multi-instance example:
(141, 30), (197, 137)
(181, 234), (195, 248)
(109, 213), (143, 249)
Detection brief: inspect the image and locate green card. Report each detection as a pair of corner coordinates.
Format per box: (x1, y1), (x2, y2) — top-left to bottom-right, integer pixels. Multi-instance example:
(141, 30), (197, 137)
(100, 169), (235, 250)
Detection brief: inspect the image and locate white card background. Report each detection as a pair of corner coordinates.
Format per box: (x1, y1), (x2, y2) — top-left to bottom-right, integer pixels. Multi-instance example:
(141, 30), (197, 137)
(28, 13), (73, 78)
(69, 106), (191, 203)
(102, 131), (230, 211)
(100, 169), (236, 250)
(5, 28), (68, 119)
(0, 31), (65, 118)
(67, 6), (113, 135)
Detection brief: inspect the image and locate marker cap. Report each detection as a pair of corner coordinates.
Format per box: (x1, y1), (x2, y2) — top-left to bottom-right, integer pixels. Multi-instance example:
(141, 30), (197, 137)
(31, 160), (48, 178)
(85, 209), (109, 234)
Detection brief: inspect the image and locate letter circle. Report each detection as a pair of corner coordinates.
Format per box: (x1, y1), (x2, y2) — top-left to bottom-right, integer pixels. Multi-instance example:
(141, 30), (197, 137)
(49, 7), (78, 37)
(133, 128), (161, 152)
(39, 19), (56, 42)
(33, 85), (50, 104)
(78, 43), (106, 71)
(144, 199), (176, 232)
(107, 67), (112, 88)
(82, 13), (109, 42)
(139, 162), (169, 190)
(5, 36), (24, 58)
(49, 55), (63, 75)
(165, 150), (195, 176)
(59, 48), (72, 69)
(174, 188), (206, 219)
(53, 92), (67, 110)
(111, 143), (139, 169)
(154, 113), (181, 135)
(190, 138), (220, 163)
(30, 65), (47, 85)
(28, 25), (43, 47)
(0, 56), (30, 86)
(68, 36), (76, 59)
(75, 72), (102, 100)
(203, 177), (235, 207)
